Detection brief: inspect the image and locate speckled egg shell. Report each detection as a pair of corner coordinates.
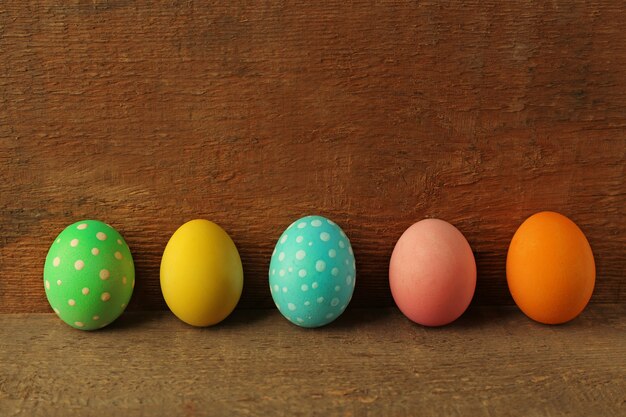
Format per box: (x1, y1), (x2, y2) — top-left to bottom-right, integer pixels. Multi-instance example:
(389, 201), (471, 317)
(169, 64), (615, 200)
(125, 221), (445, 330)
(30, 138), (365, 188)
(269, 215), (356, 328)
(43, 220), (135, 330)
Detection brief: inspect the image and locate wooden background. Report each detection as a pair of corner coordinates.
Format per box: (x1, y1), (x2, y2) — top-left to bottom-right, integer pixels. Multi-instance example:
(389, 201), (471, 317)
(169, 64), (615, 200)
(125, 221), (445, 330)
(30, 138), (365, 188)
(1, 1), (624, 313)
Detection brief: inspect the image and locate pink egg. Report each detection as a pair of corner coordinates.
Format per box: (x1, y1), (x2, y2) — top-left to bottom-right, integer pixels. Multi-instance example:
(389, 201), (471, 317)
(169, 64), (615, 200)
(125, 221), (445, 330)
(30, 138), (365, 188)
(389, 219), (476, 326)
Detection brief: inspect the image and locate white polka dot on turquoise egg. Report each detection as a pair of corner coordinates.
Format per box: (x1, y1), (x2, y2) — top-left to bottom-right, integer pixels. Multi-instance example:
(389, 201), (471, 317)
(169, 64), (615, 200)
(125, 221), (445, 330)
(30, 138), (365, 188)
(269, 215), (356, 327)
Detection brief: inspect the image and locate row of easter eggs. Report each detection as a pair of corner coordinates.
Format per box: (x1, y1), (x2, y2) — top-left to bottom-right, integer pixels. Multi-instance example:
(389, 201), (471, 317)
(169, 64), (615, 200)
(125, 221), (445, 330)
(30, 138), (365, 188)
(43, 211), (595, 331)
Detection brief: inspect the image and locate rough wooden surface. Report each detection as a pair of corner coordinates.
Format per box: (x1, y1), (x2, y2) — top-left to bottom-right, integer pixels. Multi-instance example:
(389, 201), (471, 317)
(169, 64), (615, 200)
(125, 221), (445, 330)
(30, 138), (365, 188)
(0, 305), (624, 416)
(1, 1), (625, 313)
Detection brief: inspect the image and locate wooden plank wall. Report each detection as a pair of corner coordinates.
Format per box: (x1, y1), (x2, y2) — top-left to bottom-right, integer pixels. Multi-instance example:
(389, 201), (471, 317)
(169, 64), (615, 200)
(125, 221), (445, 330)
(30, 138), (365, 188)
(1, 1), (624, 313)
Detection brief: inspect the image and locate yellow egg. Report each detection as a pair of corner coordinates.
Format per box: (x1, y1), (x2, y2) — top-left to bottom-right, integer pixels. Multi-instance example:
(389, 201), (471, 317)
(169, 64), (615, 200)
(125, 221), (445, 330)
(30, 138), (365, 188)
(160, 220), (243, 327)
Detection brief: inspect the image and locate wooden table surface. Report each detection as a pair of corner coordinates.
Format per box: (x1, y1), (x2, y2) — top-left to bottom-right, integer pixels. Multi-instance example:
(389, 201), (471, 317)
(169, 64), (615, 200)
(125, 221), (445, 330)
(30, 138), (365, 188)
(1, 305), (624, 417)
(1, 1), (625, 314)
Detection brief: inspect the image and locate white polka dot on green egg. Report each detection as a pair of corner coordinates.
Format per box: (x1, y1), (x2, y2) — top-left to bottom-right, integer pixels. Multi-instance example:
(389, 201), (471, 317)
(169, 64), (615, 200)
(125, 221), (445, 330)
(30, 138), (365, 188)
(43, 220), (135, 330)
(269, 215), (356, 327)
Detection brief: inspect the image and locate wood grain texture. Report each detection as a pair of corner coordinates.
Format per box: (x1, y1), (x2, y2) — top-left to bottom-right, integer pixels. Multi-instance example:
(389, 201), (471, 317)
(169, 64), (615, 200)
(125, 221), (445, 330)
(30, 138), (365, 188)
(1, 1), (625, 312)
(0, 306), (624, 416)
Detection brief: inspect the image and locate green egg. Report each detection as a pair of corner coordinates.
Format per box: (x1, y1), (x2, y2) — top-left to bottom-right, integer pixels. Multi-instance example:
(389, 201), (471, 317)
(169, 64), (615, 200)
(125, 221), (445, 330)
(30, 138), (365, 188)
(43, 220), (135, 330)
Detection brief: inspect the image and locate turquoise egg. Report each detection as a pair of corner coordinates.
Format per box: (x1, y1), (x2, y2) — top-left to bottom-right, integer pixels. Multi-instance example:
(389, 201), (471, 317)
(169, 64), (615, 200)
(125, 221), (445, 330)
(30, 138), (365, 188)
(269, 215), (356, 327)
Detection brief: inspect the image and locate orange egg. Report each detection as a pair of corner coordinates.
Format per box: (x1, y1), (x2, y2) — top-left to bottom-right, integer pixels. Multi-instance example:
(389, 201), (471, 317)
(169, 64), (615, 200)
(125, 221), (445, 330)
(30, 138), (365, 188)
(506, 211), (595, 324)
